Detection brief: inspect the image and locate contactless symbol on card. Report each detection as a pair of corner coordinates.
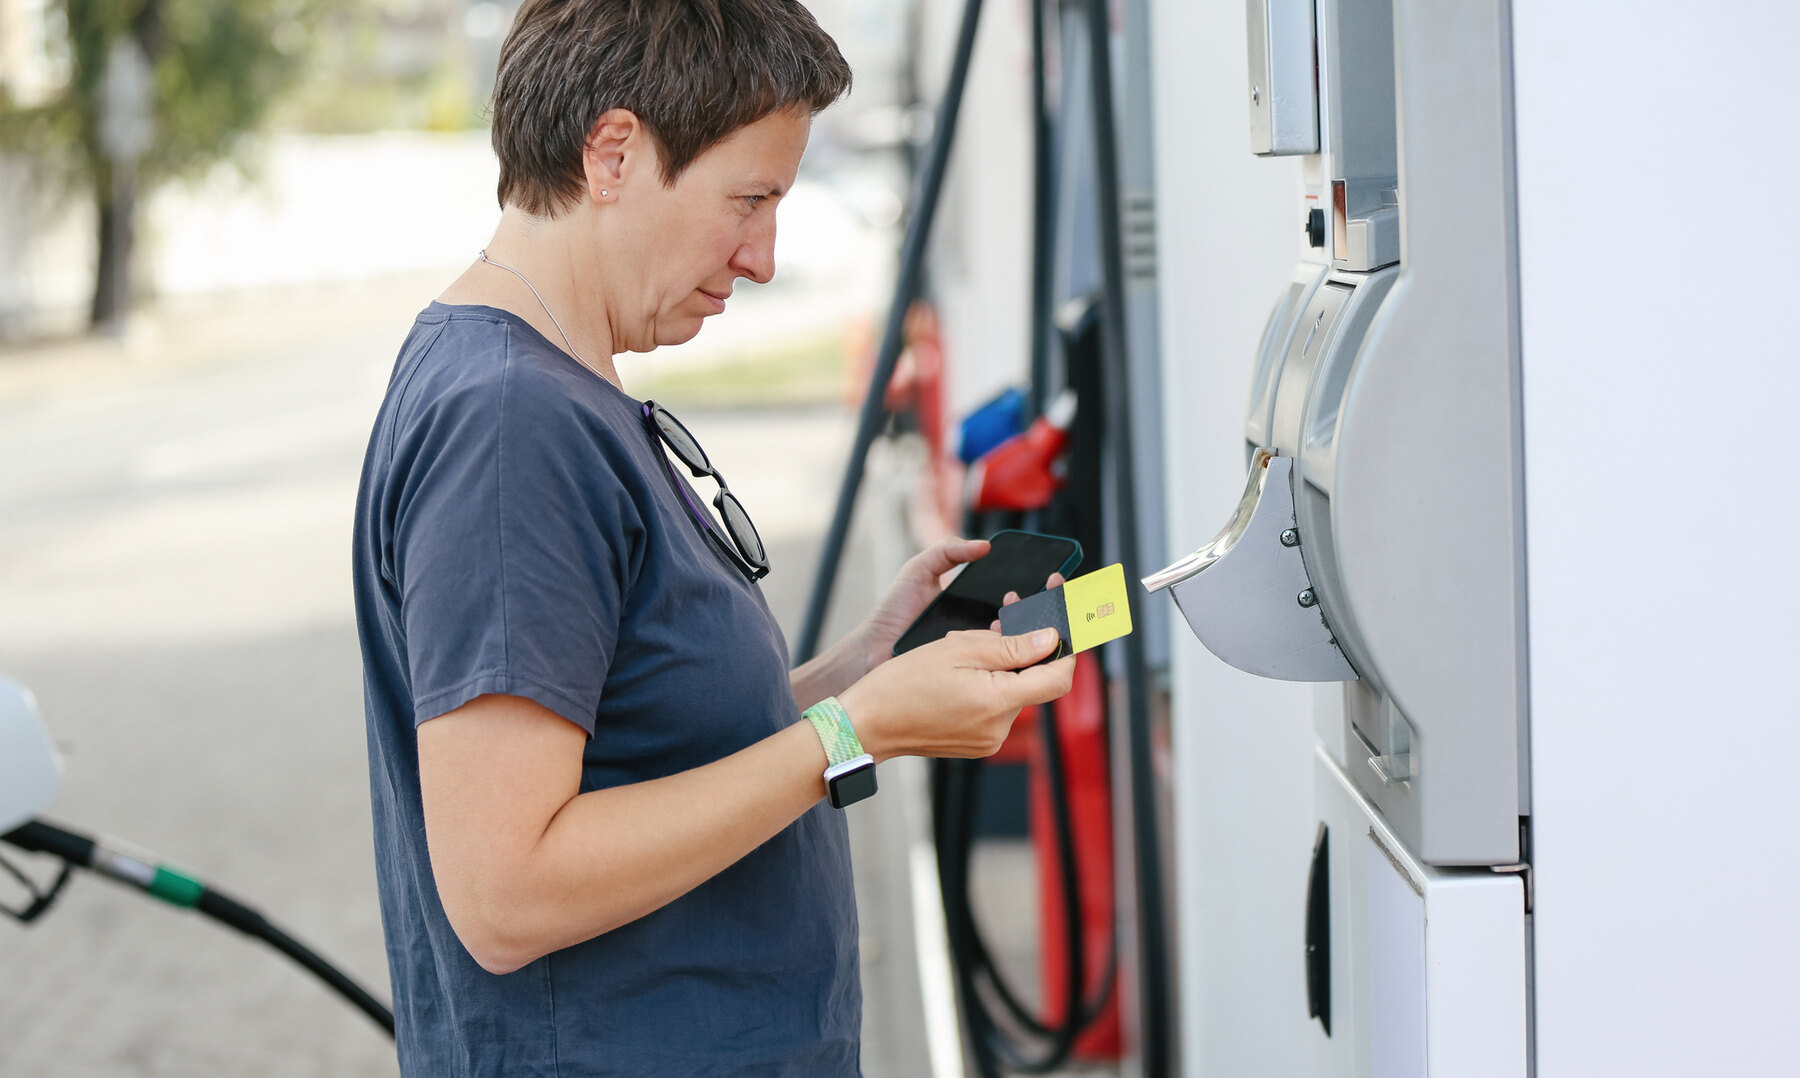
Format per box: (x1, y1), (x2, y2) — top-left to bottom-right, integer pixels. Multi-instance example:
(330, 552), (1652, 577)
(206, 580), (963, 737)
(998, 563), (1134, 660)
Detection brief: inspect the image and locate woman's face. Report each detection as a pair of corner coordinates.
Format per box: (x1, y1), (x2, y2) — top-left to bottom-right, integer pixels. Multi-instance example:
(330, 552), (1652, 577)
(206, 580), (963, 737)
(607, 108), (812, 353)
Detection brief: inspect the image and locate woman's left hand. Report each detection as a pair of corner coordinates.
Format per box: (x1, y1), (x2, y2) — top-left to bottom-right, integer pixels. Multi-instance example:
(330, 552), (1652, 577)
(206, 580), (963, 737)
(853, 535), (991, 673)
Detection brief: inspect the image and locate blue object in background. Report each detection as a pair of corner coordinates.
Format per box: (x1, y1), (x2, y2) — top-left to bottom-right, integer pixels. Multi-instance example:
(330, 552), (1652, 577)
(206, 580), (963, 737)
(957, 387), (1028, 464)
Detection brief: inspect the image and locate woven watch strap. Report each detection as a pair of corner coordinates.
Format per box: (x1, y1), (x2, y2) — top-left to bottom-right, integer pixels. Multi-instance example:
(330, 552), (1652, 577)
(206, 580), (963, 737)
(802, 697), (865, 766)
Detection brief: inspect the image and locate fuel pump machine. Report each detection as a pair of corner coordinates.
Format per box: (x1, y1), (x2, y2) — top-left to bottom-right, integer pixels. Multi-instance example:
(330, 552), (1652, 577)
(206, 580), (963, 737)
(1145, 1), (1530, 1072)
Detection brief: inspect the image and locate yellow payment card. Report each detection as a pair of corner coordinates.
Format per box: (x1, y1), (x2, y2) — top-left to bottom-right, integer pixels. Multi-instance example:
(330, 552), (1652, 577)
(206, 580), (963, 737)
(997, 562), (1134, 660)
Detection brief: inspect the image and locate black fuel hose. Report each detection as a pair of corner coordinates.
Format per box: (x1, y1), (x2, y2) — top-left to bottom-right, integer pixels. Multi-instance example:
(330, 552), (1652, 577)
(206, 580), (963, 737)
(3, 818), (396, 1037)
(935, 700), (1116, 1076)
(793, 0), (986, 665)
(933, 0), (1119, 1070)
(1077, 0), (1174, 1070)
(1027, 0), (1057, 417)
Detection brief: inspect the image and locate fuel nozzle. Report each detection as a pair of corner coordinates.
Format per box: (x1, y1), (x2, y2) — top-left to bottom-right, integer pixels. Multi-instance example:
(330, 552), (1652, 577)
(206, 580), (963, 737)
(966, 390), (1077, 512)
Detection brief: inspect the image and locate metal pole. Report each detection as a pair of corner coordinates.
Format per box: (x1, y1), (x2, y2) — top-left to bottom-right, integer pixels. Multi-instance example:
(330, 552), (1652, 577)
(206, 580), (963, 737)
(1028, 0), (1056, 416)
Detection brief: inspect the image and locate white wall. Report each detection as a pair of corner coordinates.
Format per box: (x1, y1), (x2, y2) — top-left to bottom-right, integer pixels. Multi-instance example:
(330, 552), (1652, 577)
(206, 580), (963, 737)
(1147, 2), (1320, 1074)
(1512, 3), (1800, 1073)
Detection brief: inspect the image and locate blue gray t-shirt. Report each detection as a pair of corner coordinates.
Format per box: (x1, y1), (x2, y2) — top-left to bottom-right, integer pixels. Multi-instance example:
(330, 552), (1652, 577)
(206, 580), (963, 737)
(352, 302), (861, 1076)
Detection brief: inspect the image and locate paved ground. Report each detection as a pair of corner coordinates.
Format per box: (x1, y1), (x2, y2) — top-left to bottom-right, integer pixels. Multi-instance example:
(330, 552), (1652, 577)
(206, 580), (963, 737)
(0, 277), (1084, 1077)
(0, 279), (443, 1076)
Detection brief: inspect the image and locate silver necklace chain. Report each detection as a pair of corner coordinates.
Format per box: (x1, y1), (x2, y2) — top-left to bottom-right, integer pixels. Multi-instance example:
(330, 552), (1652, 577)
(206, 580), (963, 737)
(477, 249), (607, 382)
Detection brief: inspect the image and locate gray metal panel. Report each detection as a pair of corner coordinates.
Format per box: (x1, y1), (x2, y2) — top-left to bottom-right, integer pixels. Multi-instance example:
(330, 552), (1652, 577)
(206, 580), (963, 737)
(1328, 0), (1526, 866)
(1268, 282), (1349, 455)
(1124, 0), (1171, 673)
(1290, 266), (1397, 688)
(1296, 268), (1397, 501)
(1246, 0), (1273, 152)
(1053, 5), (1102, 314)
(1320, 0), (1395, 193)
(1320, 0), (1398, 271)
(1246, 0), (1320, 156)
(1244, 263), (1328, 456)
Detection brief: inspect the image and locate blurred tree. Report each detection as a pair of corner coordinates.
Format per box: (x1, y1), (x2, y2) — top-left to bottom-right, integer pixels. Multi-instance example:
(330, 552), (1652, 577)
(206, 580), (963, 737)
(277, 0), (499, 136)
(0, 0), (337, 332)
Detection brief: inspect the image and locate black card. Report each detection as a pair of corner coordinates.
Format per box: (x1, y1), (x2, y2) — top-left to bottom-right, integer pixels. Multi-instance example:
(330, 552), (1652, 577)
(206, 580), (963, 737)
(997, 587), (1072, 661)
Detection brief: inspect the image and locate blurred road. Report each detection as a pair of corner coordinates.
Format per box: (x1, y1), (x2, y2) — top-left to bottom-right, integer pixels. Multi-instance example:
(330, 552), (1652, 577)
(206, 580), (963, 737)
(0, 277), (905, 1075)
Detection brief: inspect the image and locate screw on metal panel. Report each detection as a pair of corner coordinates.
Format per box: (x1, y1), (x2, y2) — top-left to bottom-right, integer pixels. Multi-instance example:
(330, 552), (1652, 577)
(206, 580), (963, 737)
(1280, 528), (1300, 547)
(1251, 85), (1261, 106)
(1297, 588), (1318, 608)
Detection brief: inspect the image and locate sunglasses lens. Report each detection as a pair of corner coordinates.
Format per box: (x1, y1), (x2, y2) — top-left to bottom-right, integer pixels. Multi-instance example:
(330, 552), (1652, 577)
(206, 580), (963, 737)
(718, 493), (765, 566)
(647, 401), (765, 577)
(653, 407), (709, 473)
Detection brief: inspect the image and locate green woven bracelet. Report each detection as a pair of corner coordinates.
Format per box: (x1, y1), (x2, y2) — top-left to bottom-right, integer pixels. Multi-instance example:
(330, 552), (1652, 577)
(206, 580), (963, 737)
(803, 697), (865, 767)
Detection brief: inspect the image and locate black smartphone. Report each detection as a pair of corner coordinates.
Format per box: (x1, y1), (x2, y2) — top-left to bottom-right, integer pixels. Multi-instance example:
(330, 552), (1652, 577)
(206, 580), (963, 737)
(891, 530), (1083, 655)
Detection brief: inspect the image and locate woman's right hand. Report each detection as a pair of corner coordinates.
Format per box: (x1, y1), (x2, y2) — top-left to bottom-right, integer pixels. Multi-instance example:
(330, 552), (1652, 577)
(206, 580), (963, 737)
(836, 628), (1074, 763)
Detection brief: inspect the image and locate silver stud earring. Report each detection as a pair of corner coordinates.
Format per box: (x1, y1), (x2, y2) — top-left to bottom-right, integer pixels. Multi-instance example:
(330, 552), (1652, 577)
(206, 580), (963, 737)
(601, 189), (609, 196)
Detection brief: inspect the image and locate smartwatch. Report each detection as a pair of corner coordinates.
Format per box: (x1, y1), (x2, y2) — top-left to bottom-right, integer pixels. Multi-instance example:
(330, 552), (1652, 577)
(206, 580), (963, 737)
(803, 697), (878, 809)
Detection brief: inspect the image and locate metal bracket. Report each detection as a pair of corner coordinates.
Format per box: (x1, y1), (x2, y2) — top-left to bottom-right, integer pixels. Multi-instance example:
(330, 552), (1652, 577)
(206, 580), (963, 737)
(1143, 450), (1358, 682)
(1367, 752), (1412, 786)
(1490, 861), (1533, 914)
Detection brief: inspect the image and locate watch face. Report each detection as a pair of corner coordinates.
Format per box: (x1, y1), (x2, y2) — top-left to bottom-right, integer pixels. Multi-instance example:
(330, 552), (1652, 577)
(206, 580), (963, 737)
(827, 762), (879, 809)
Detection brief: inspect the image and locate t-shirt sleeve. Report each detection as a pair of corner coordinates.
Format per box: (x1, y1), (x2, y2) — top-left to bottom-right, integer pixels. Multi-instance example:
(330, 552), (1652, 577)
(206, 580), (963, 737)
(388, 344), (641, 733)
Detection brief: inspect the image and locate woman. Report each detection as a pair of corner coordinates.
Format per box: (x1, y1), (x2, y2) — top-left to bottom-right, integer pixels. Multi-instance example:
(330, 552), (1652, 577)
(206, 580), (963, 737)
(351, 1), (1074, 1074)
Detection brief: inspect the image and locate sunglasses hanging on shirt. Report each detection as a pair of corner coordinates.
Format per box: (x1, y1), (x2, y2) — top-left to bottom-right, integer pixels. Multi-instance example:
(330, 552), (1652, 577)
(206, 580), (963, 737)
(641, 400), (770, 581)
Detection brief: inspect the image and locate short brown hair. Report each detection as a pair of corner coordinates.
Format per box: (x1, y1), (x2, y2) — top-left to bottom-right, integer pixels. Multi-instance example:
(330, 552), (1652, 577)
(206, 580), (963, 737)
(491, 0), (852, 216)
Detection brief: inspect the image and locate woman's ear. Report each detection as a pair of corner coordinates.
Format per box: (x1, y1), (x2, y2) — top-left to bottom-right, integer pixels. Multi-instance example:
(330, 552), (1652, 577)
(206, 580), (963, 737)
(582, 108), (643, 203)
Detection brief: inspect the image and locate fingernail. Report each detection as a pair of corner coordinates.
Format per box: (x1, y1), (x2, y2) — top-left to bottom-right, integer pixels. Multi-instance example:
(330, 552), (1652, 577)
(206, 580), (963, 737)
(1032, 629), (1057, 648)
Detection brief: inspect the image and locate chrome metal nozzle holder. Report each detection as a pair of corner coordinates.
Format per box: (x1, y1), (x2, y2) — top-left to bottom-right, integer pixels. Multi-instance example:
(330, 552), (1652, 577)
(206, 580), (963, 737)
(1142, 449), (1357, 682)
